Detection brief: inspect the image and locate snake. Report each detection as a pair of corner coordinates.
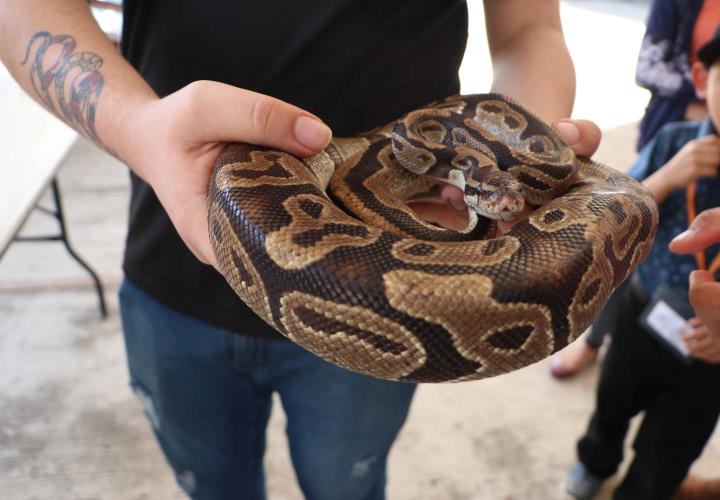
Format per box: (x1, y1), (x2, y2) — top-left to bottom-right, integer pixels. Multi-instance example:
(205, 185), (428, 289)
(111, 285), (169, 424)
(208, 94), (658, 383)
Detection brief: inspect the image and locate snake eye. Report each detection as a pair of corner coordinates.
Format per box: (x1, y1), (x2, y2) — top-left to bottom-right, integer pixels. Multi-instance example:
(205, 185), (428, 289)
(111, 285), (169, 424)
(474, 185), (498, 201)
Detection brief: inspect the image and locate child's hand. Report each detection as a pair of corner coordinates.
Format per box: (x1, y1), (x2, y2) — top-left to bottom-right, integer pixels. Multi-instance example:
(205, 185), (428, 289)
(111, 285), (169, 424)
(684, 317), (720, 364)
(660, 135), (720, 190)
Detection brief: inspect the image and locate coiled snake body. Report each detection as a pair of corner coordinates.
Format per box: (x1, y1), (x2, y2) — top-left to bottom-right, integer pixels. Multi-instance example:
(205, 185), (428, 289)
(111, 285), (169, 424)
(209, 94), (658, 383)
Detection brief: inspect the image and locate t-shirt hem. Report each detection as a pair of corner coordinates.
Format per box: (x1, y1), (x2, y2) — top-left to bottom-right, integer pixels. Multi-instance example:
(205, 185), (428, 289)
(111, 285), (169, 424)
(122, 268), (287, 341)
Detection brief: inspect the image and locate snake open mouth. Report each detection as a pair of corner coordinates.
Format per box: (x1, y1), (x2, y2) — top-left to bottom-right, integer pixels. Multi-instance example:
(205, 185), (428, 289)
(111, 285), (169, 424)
(406, 202), (470, 230)
(404, 184), (471, 231)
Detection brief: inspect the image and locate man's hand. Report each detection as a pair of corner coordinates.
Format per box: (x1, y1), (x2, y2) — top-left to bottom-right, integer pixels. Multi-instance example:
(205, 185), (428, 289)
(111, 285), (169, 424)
(125, 81), (332, 269)
(684, 317), (720, 364)
(425, 118), (602, 232)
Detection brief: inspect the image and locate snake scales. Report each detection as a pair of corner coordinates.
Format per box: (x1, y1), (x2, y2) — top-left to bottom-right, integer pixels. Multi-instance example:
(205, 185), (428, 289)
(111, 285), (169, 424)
(208, 94), (658, 383)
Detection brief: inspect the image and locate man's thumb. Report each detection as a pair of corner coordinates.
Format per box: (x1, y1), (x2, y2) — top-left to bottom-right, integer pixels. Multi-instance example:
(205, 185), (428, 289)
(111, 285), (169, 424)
(554, 119), (602, 157)
(180, 80), (332, 157)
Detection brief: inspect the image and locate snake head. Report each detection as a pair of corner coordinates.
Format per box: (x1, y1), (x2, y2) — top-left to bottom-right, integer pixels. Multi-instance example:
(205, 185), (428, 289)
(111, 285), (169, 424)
(464, 174), (525, 221)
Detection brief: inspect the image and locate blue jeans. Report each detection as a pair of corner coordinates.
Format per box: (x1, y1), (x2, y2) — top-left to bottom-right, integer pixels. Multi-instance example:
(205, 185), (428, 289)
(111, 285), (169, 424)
(118, 279), (416, 500)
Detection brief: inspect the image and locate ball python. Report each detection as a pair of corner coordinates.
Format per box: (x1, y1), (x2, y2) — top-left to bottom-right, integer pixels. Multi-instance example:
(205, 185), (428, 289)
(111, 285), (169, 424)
(208, 94), (658, 383)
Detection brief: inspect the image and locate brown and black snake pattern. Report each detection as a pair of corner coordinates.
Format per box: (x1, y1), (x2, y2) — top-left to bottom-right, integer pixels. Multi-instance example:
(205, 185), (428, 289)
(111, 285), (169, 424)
(208, 94), (658, 383)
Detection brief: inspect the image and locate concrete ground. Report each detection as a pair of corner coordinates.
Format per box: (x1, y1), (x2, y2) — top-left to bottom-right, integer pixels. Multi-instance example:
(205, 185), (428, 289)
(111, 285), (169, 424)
(3, 2), (720, 499)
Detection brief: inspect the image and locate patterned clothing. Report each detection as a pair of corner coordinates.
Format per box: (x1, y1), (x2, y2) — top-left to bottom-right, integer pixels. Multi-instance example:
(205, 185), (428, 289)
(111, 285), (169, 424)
(635, 0), (704, 150)
(628, 117), (720, 299)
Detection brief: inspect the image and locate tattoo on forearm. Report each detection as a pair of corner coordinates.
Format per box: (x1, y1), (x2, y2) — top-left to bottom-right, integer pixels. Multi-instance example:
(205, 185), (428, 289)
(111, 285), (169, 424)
(22, 31), (115, 154)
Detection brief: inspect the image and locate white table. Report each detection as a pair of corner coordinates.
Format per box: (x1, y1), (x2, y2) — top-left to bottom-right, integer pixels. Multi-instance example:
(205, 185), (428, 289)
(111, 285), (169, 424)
(0, 65), (107, 317)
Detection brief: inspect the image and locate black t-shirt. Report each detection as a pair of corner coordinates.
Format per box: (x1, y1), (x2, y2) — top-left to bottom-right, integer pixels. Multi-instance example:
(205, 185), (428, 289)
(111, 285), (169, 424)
(120, 0), (469, 338)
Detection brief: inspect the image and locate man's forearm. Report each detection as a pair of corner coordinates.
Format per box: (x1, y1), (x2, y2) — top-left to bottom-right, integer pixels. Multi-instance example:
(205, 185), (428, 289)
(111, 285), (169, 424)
(489, 27), (575, 122)
(484, 0), (575, 123)
(0, 0), (156, 166)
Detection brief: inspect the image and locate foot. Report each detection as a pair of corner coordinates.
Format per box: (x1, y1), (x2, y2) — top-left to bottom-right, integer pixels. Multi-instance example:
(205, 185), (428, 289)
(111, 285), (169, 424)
(550, 342), (599, 379)
(565, 463), (604, 500)
(674, 475), (720, 500)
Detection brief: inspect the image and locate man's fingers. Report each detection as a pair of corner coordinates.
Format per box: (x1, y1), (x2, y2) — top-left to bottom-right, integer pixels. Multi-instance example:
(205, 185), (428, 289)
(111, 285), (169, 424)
(178, 80), (332, 157)
(670, 208), (720, 253)
(440, 184), (467, 211)
(553, 119), (602, 157)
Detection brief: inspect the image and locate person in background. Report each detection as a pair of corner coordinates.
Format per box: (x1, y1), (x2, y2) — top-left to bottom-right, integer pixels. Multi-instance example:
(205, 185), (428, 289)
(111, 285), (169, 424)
(637, 0), (716, 150)
(668, 207), (720, 500)
(564, 26), (720, 500)
(551, 0), (720, 379)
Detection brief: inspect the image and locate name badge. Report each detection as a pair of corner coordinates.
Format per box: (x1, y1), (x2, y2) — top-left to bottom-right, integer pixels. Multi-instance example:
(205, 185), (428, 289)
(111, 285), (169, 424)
(639, 284), (694, 364)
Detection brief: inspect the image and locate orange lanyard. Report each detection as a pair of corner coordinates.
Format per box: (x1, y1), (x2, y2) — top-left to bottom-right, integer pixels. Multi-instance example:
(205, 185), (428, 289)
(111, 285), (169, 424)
(686, 182), (720, 274)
